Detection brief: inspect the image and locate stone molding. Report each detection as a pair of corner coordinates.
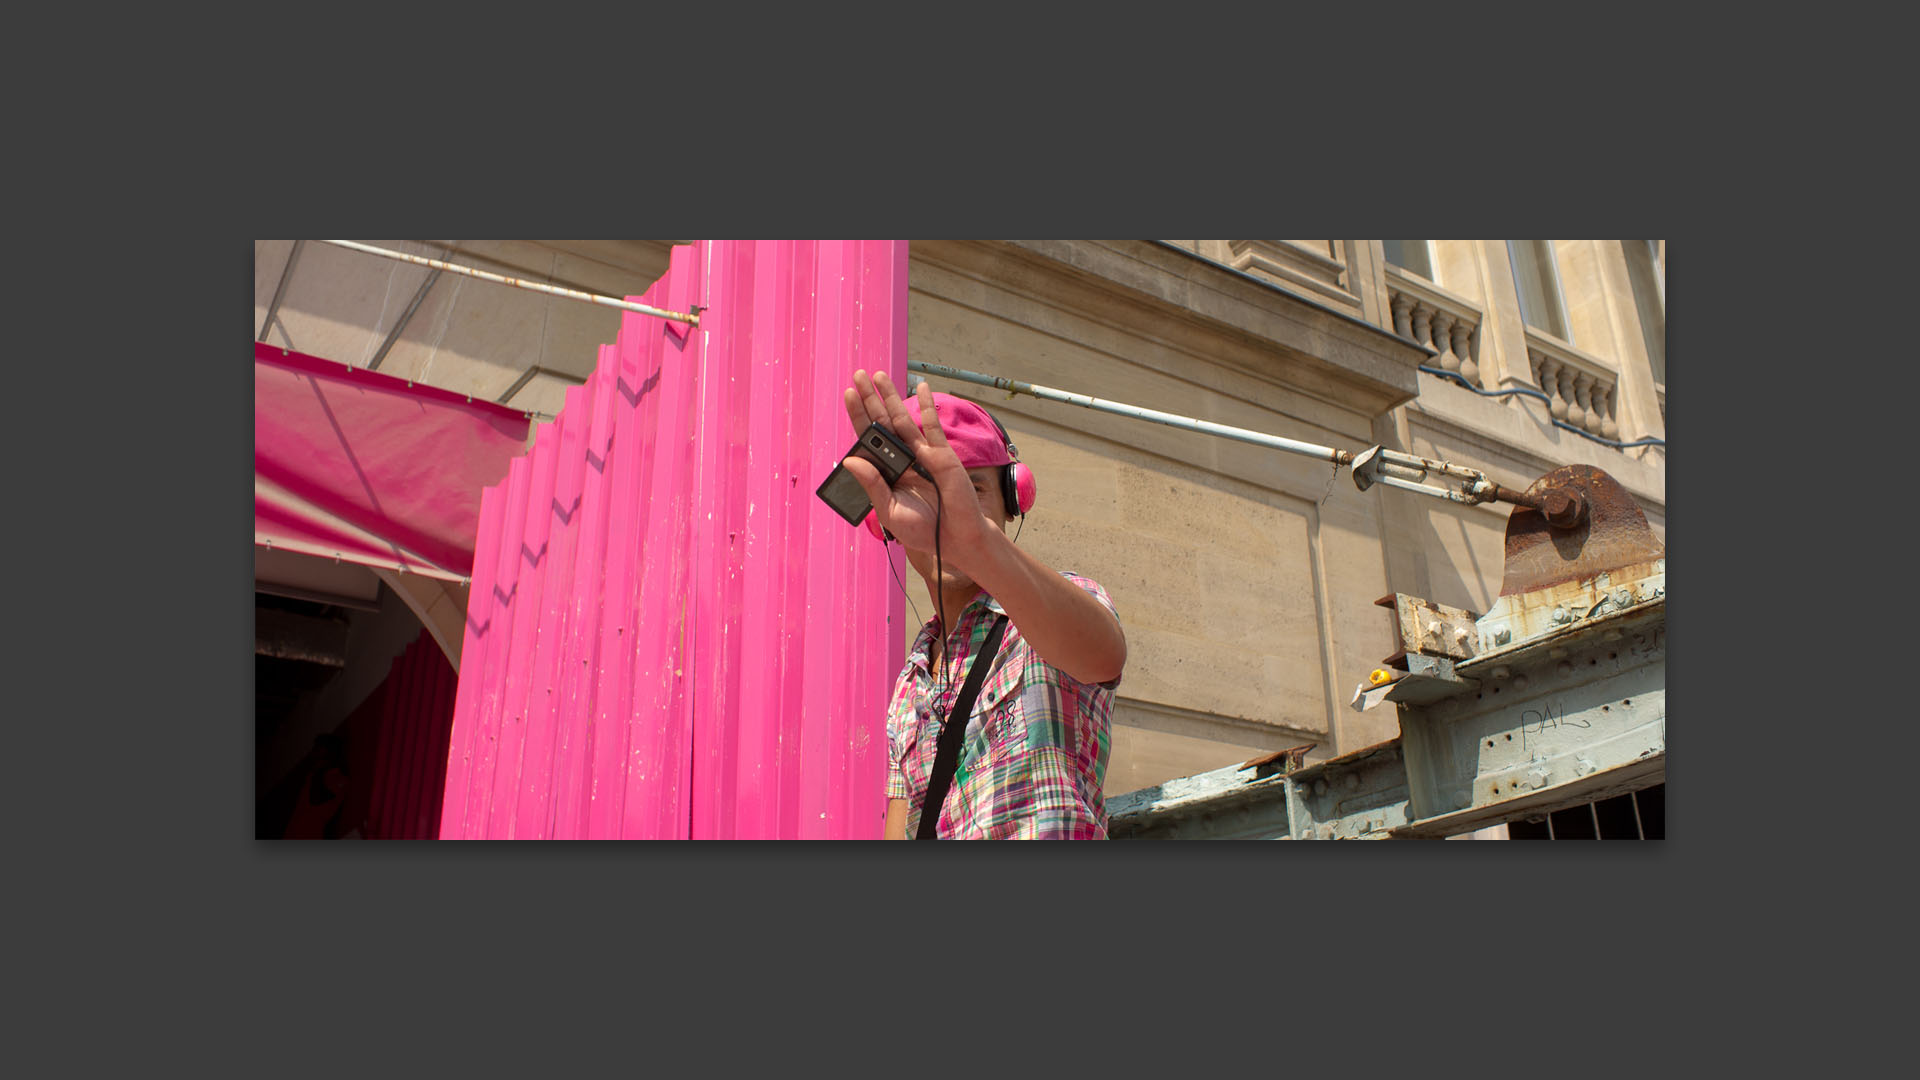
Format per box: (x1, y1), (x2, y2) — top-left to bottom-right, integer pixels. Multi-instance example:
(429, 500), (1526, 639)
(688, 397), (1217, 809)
(912, 239), (1428, 420)
(1223, 239), (1365, 315)
(1116, 695), (1329, 746)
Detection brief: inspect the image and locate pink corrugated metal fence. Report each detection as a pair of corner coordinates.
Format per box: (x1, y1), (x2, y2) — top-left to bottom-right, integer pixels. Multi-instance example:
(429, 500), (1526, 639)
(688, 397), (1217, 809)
(439, 241), (908, 839)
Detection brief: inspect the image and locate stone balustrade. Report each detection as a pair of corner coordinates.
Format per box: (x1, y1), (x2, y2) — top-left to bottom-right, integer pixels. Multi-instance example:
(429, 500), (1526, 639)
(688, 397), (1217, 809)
(1385, 266), (1483, 387)
(1524, 330), (1621, 442)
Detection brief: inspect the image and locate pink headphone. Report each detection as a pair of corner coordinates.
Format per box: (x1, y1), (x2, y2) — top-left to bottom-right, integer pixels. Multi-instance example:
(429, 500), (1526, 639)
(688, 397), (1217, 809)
(982, 405), (1038, 518)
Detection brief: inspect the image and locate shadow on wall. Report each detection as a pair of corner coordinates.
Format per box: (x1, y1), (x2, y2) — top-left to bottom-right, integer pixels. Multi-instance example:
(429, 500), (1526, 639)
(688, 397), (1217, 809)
(1411, 499), (1505, 616)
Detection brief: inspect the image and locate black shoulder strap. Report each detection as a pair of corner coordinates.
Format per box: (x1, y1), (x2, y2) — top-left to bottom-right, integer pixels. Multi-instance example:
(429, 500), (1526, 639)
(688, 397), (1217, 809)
(916, 614), (1009, 839)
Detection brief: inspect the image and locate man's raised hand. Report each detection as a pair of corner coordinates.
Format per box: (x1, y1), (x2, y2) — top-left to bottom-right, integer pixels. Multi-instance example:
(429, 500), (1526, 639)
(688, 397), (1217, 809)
(839, 371), (987, 558)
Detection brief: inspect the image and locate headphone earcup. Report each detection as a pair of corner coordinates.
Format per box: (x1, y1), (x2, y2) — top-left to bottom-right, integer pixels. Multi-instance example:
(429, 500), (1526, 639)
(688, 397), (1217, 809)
(1009, 462), (1036, 515)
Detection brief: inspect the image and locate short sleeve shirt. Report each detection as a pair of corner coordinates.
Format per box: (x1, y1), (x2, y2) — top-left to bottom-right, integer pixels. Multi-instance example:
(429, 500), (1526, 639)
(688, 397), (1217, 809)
(886, 573), (1121, 839)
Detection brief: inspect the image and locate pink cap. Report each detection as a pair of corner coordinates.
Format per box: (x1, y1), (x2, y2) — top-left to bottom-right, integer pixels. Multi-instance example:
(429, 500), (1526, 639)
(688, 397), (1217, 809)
(927, 392), (1012, 469)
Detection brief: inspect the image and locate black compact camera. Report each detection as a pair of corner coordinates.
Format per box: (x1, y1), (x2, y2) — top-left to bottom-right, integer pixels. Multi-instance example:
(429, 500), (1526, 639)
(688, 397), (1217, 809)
(817, 422), (919, 526)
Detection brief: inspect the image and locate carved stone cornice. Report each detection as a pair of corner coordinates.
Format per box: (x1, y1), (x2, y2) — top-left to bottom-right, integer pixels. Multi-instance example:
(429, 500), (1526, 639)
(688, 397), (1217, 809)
(1223, 239), (1363, 314)
(909, 239), (1429, 419)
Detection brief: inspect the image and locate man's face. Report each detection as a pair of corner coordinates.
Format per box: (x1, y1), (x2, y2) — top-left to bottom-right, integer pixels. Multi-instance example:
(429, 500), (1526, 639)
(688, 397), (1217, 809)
(966, 466), (1013, 530)
(904, 466), (1011, 587)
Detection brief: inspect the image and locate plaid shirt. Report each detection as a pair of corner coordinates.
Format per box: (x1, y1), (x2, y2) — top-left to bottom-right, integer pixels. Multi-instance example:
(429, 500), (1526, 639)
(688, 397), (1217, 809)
(887, 573), (1121, 839)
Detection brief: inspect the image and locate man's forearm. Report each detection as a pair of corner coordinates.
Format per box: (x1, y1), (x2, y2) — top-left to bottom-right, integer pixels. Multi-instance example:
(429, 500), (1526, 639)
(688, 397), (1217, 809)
(952, 523), (1126, 685)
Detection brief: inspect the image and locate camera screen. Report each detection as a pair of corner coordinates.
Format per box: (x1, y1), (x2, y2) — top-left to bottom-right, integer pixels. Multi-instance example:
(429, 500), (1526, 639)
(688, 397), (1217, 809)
(817, 466), (871, 526)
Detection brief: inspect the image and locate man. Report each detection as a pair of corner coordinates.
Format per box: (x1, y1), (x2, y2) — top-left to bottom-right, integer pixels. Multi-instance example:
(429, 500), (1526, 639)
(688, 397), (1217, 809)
(838, 369), (1128, 839)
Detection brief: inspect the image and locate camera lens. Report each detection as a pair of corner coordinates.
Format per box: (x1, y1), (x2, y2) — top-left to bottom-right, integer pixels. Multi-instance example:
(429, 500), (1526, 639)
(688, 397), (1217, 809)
(870, 436), (883, 448)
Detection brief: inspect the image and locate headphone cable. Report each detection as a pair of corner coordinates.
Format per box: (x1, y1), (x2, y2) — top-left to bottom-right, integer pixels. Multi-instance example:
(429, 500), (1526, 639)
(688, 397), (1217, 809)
(931, 479), (948, 705)
(886, 546), (924, 637)
(889, 461), (951, 705)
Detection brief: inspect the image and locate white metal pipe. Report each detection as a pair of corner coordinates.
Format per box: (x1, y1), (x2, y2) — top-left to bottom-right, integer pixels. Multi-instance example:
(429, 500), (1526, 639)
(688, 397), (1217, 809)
(1372, 473), (1476, 506)
(908, 360), (1354, 467)
(318, 239), (701, 326)
(1377, 459), (1434, 483)
(1372, 446), (1488, 484)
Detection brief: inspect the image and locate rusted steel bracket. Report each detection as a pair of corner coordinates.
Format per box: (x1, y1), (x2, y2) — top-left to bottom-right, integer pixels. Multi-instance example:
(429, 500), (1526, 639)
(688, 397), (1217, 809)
(1498, 465), (1664, 598)
(1383, 655), (1480, 706)
(1238, 742), (1316, 780)
(1377, 593), (1481, 662)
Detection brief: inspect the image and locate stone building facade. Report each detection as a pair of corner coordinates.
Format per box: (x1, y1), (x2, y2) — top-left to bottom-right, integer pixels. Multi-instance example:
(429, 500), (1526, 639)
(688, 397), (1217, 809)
(252, 239), (1665, 809)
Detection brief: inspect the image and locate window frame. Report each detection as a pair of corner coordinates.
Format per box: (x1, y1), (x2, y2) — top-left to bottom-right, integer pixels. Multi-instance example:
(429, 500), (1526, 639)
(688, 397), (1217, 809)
(1623, 239), (1666, 392)
(1381, 239), (1435, 281)
(1505, 239), (1572, 343)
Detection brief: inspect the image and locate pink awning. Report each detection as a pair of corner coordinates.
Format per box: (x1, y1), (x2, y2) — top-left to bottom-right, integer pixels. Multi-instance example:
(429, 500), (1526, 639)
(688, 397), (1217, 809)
(254, 343), (530, 581)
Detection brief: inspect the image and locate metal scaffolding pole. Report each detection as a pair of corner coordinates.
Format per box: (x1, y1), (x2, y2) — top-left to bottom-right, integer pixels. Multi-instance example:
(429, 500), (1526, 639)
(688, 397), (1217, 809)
(317, 240), (702, 326)
(906, 359), (1529, 511)
(907, 359), (1354, 466)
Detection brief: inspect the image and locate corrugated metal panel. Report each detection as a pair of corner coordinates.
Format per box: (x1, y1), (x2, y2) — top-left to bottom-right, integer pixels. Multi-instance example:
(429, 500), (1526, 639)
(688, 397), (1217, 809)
(363, 630), (459, 840)
(440, 241), (909, 839)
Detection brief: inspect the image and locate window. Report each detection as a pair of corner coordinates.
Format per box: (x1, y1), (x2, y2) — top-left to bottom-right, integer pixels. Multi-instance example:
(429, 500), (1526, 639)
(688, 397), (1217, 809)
(1624, 239), (1665, 386)
(1381, 240), (1433, 280)
(1506, 239), (1570, 342)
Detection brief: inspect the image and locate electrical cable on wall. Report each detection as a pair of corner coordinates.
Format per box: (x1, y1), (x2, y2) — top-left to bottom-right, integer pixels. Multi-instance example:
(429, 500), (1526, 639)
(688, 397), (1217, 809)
(1418, 366), (1666, 450)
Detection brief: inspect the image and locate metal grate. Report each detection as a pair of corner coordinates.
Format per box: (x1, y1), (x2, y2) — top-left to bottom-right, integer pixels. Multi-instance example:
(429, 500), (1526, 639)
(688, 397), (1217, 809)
(1507, 783), (1663, 839)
